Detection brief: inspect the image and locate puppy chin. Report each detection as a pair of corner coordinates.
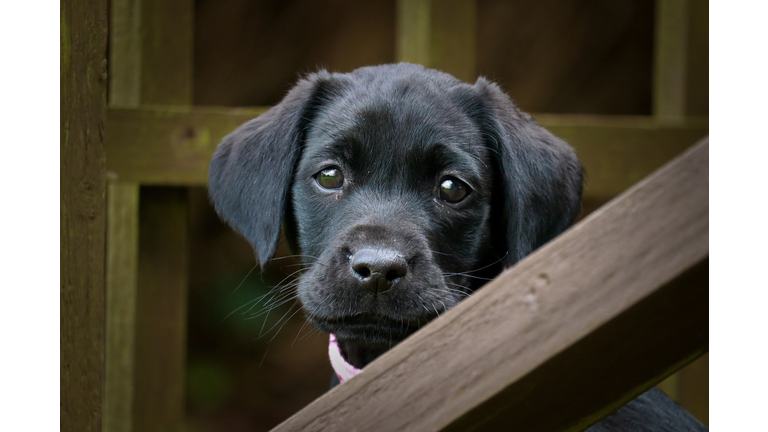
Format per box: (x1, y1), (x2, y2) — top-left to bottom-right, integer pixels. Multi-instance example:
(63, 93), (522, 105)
(309, 311), (423, 368)
(332, 321), (413, 368)
(312, 314), (419, 344)
(336, 339), (388, 369)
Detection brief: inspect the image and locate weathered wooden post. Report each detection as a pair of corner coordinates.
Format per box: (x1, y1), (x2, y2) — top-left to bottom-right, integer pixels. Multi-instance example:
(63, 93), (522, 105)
(61, 0), (108, 430)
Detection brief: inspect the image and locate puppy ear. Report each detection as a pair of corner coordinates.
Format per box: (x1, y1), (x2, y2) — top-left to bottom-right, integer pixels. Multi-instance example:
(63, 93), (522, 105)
(208, 71), (339, 267)
(468, 78), (584, 266)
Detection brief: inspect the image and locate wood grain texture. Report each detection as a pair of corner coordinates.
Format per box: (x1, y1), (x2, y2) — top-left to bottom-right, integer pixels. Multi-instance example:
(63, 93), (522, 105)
(61, 0), (108, 430)
(272, 137), (709, 432)
(653, 0), (689, 119)
(396, 0), (476, 81)
(134, 187), (190, 432)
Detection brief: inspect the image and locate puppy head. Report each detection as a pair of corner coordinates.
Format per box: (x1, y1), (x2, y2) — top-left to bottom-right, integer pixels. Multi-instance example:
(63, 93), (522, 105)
(209, 64), (582, 366)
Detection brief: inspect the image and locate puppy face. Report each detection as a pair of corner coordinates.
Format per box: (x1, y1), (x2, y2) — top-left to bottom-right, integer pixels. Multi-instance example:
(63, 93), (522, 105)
(209, 64), (583, 367)
(292, 82), (497, 352)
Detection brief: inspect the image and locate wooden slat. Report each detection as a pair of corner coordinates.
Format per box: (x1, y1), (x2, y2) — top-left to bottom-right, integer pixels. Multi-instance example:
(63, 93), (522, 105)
(140, 0), (193, 105)
(105, 0), (194, 430)
(105, 1), (141, 430)
(109, 0), (141, 107)
(272, 138), (709, 432)
(131, 1), (194, 431)
(104, 182), (139, 432)
(61, 0), (108, 431)
(106, 108), (707, 200)
(653, 0), (689, 119)
(396, 0), (477, 82)
(396, 0), (430, 67)
(134, 187), (190, 432)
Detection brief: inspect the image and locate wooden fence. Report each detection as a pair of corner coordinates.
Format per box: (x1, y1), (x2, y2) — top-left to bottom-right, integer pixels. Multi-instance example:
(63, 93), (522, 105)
(60, 0), (708, 431)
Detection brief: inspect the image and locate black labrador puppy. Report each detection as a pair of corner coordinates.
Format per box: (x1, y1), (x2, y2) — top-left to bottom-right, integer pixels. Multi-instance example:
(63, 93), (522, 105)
(208, 63), (706, 431)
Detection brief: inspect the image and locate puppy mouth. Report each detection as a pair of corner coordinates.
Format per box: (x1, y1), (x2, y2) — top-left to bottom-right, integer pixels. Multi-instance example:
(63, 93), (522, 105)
(310, 312), (425, 349)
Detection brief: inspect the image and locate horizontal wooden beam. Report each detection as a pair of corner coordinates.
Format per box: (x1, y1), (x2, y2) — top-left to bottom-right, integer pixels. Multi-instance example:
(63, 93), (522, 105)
(106, 107), (707, 200)
(272, 137), (709, 432)
(536, 114), (707, 199)
(106, 106), (267, 185)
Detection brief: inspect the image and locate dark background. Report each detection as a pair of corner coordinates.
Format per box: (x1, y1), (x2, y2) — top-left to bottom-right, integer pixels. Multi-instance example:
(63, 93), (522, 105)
(184, 1), (708, 430)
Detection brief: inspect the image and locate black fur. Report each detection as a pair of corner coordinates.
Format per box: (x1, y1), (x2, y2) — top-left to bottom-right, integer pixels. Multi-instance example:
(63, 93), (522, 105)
(208, 63), (706, 431)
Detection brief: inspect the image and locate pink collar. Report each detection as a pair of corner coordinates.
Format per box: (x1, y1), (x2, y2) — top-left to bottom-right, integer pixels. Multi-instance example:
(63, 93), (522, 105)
(328, 334), (362, 382)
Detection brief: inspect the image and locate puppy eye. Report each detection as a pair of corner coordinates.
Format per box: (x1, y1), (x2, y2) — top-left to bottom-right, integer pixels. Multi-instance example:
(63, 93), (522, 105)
(315, 167), (344, 190)
(438, 176), (469, 203)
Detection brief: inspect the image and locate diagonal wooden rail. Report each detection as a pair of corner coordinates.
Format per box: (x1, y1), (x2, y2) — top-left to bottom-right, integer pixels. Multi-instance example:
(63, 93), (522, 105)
(270, 137), (709, 432)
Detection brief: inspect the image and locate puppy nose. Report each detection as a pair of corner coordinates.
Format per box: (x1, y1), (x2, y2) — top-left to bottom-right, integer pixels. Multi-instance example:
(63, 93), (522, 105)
(350, 247), (408, 293)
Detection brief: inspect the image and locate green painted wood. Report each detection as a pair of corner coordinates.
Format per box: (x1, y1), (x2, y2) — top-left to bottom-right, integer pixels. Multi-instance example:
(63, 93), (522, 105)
(61, 0), (108, 430)
(396, 0), (476, 82)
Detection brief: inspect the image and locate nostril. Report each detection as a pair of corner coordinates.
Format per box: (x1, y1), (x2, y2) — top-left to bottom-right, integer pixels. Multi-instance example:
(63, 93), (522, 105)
(353, 264), (371, 279)
(385, 269), (403, 282)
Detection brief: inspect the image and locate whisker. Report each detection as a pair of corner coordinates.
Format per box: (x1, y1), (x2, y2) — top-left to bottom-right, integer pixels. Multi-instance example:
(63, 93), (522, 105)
(250, 292), (300, 319)
(257, 300), (298, 337)
(440, 285), (472, 296)
(443, 272), (494, 281)
(443, 251), (509, 277)
(221, 297), (260, 324)
(268, 254), (321, 263)
(228, 265), (258, 296)
(267, 303), (305, 343)
(297, 321), (321, 342)
(241, 281), (299, 316)
(437, 299), (448, 312)
(431, 301), (441, 317)
(292, 316), (311, 346)
(279, 262), (314, 271)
